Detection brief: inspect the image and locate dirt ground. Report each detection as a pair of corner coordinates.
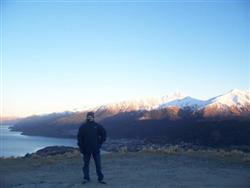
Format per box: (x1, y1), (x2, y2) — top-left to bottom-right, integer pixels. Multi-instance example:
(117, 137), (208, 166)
(1, 151), (250, 188)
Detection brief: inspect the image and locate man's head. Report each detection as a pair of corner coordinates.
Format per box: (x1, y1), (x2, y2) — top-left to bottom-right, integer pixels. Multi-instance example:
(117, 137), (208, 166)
(86, 111), (95, 122)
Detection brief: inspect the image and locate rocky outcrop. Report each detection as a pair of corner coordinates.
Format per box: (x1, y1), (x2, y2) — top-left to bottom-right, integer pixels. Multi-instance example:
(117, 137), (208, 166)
(24, 146), (79, 158)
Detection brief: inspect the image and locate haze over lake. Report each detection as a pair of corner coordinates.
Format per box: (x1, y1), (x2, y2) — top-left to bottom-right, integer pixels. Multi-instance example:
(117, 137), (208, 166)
(0, 125), (77, 157)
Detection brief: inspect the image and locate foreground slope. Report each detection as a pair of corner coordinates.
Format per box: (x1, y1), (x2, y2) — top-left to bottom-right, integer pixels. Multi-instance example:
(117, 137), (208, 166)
(1, 151), (250, 188)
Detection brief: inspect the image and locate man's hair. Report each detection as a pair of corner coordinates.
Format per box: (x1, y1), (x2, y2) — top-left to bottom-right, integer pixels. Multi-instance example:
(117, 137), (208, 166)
(86, 111), (95, 118)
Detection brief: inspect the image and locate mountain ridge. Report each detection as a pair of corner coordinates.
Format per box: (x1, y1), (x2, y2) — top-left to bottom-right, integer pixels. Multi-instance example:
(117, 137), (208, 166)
(9, 89), (250, 146)
(89, 89), (250, 120)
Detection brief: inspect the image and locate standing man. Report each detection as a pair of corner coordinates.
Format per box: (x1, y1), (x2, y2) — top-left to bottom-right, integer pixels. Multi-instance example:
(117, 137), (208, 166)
(77, 111), (107, 184)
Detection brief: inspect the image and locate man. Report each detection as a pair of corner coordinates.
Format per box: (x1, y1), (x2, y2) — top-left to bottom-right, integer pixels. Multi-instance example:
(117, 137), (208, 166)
(77, 111), (107, 184)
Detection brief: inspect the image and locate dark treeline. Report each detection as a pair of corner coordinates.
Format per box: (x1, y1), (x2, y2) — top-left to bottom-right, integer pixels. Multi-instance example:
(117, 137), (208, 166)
(103, 119), (250, 147)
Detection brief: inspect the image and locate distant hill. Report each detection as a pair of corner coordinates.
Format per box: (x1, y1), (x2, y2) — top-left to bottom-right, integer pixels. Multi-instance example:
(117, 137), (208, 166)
(1, 116), (22, 125)
(10, 89), (250, 147)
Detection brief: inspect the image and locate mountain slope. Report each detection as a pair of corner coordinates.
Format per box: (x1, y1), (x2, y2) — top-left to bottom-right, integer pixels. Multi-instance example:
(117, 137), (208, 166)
(92, 89), (250, 120)
(201, 89), (250, 118)
(93, 92), (186, 114)
(10, 89), (250, 146)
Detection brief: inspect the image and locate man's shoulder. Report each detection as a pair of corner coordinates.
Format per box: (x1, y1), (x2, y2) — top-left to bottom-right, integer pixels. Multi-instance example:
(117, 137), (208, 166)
(80, 121), (103, 129)
(95, 122), (105, 130)
(79, 123), (87, 129)
(94, 122), (102, 126)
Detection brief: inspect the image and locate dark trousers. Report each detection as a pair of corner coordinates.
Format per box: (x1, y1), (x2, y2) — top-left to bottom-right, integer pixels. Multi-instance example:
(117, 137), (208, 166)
(82, 150), (104, 181)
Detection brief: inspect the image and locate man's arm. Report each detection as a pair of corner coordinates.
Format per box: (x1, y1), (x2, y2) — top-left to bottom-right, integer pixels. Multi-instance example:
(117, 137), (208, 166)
(77, 126), (84, 150)
(98, 124), (107, 145)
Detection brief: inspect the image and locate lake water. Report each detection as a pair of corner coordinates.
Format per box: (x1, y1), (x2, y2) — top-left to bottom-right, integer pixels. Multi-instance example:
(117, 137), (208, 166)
(0, 125), (77, 157)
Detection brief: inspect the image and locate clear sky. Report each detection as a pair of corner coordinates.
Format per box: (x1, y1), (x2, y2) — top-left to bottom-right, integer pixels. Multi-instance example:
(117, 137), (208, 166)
(1, 0), (249, 117)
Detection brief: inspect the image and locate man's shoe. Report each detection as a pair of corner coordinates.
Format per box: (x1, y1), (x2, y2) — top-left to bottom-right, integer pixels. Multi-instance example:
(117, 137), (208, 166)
(98, 180), (107, 184)
(82, 179), (90, 184)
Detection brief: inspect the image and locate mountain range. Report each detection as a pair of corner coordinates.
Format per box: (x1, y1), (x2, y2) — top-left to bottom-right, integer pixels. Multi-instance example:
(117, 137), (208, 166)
(89, 88), (250, 120)
(9, 89), (250, 147)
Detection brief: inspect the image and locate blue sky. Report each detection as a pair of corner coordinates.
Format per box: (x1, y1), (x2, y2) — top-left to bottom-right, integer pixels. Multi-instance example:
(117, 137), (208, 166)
(1, 0), (249, 117)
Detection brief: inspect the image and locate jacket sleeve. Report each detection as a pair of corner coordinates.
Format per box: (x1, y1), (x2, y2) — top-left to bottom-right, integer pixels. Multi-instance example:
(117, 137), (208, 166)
(77, 126), (84, 149)
(98, 124), (107, 145)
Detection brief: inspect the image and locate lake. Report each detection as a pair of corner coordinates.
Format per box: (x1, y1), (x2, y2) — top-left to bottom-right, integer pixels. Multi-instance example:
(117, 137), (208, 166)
(0, 125), (77, 157)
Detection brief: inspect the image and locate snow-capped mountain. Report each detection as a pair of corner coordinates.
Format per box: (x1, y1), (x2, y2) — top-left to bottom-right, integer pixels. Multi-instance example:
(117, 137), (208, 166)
(89, 89), (250, 120)
(93, 92), (186, 114)
(204, 89), (250, 108)
(201, 89), (250, 118)
(159, 96), (207, 109)
(11, 89), (250, 142)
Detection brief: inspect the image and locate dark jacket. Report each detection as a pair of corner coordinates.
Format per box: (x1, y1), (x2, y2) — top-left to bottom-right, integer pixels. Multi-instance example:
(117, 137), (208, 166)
(77, 121), (107, 154)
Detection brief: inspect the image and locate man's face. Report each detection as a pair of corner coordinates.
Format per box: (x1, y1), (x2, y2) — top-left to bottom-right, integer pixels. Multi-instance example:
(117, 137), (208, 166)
(87, 115), (94, 122)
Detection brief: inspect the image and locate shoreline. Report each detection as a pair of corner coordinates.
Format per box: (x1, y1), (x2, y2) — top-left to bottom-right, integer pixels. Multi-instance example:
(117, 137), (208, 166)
(3, 125), (250, 161)
(8, 127), (250, 152)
